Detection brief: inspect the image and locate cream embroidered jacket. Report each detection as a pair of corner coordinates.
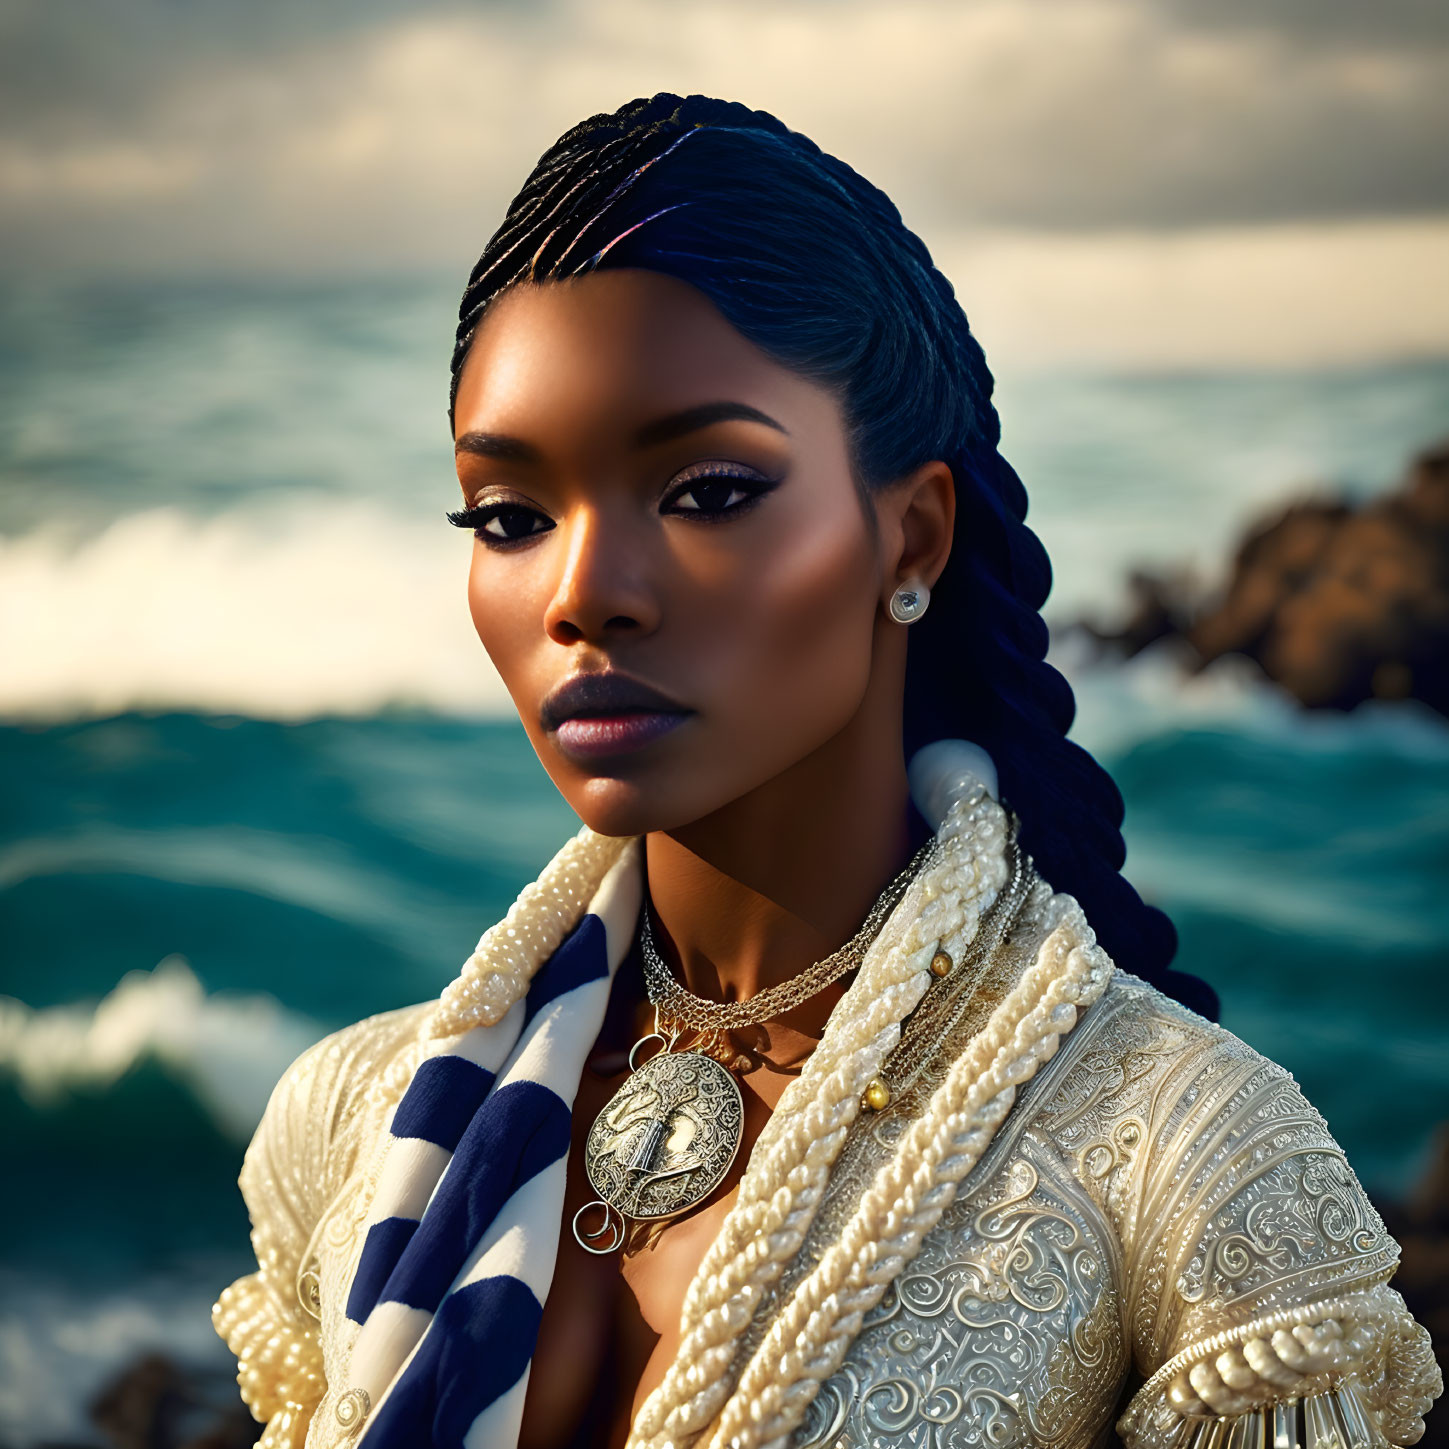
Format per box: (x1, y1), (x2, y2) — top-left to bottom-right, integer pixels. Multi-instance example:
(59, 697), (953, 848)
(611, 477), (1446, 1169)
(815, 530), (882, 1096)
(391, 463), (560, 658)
(214, 812), (1440, 1449)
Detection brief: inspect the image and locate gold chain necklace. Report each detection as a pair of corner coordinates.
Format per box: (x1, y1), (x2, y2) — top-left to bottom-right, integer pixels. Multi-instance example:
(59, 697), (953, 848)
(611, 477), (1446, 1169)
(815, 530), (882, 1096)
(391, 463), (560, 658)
(571, 836), (938, 1255)
(640, 834), (938, 1035)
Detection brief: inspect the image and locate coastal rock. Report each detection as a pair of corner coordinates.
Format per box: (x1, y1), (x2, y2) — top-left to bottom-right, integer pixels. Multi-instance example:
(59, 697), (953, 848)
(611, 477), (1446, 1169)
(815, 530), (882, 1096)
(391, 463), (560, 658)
(1077, 440), (1449, 717)
(84, 1351), (254, 1449)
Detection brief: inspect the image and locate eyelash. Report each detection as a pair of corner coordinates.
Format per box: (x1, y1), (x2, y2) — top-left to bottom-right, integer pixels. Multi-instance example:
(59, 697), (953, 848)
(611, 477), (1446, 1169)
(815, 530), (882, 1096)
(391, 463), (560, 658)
(446, 462), (778, 548)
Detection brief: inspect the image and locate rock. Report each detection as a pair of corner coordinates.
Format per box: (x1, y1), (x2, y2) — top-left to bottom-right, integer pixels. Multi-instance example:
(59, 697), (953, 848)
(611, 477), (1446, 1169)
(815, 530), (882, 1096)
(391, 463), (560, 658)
(1076, 568), (1198, 660)
(89, 1353), (180, 1449)
(1185, 498), (1351, 669)
(85, 1351), (255, 1449)
(1075, 440), (1449, 718)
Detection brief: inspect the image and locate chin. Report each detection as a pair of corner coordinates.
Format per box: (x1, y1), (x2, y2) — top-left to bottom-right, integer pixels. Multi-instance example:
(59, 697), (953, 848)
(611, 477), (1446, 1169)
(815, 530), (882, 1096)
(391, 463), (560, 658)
(553, 763), (721, 838)
(555, 771), (677, 838)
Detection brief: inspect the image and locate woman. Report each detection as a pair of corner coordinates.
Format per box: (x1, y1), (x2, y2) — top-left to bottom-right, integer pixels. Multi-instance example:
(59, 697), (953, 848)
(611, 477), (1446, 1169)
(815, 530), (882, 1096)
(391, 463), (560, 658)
(213, 95), (1440, 1449)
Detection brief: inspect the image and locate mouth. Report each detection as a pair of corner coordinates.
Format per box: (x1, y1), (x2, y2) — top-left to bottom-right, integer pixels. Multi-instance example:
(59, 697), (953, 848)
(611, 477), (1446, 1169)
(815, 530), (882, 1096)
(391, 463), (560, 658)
(541, 671), (695, 762)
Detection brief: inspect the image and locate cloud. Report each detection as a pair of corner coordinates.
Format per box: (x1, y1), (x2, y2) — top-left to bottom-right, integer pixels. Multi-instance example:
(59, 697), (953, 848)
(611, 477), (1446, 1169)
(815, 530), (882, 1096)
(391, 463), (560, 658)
(935, 215), (1449, 371)
(1161, 0), (1449, 49)
(0, 0), (1447, 276)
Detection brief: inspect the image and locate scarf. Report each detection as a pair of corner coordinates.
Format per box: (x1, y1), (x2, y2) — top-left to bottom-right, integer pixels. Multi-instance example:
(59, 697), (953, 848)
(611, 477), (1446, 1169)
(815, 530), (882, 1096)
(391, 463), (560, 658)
(339, 841), (641, 1445)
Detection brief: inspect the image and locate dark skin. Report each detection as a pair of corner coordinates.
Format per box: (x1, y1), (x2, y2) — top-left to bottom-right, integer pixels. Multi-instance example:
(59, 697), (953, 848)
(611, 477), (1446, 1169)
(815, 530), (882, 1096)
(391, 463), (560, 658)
(451, 269), (955, 1447)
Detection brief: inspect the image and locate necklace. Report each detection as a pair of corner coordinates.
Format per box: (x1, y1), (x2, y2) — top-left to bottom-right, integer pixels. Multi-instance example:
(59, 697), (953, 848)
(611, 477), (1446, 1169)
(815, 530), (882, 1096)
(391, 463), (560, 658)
(572, 836), (938, 1254)
(641, 835), (938, 1045)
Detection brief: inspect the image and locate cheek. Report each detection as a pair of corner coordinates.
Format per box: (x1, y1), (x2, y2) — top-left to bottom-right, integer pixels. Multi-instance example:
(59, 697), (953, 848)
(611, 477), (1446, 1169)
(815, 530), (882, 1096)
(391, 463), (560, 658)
(465, 550), (497, 655)
(706, 505), (878, 729)
(466, 548), (542, 712)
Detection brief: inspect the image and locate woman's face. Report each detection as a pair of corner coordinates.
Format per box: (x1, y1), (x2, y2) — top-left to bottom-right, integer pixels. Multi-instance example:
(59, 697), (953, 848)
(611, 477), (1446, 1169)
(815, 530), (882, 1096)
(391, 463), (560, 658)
(451, 269), (935, 836)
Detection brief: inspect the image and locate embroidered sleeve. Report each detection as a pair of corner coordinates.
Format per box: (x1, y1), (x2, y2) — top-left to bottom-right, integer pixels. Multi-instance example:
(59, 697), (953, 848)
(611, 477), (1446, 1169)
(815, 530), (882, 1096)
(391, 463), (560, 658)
(211, 1006), (425, 1447)
(211, 1031), (335, 1448)
(1116, 1023), (1441, 1449)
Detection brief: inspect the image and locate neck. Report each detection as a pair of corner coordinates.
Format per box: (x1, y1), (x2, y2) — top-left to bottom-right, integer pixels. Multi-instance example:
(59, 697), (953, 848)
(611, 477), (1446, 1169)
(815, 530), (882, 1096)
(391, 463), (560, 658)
(642, 712), (928, 1034)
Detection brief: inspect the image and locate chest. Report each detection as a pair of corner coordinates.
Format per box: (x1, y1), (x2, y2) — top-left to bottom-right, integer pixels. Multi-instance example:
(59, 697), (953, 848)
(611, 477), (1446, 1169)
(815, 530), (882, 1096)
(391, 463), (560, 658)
(522, 1032), (803, 1448)
(794, 1133), (1128, 1449)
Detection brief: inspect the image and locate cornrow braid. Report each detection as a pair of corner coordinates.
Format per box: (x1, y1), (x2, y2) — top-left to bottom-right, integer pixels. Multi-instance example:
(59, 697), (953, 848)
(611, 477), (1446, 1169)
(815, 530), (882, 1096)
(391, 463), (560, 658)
(444, 90), (1214, 1021)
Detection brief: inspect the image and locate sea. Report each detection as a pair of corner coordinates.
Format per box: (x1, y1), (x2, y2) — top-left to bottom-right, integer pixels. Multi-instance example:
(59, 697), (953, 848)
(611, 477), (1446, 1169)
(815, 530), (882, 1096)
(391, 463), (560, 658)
(1, 274), (1447, 1444)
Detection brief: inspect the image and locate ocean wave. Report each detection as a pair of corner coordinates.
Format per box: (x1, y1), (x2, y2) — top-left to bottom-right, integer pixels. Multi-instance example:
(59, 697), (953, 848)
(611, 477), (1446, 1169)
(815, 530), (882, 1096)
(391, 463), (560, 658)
(1051, 632), (1449, 959)
(0, 956), (323, 1141)
(0, 499), (513, 721)
(9, 486), (1449, 735)
(0, 821), (465, 961)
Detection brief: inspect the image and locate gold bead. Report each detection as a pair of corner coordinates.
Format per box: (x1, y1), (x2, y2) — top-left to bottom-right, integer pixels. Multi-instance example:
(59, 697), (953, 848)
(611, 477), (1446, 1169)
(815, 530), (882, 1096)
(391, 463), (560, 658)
(863, 1077), (891, 1111)
(929, 949), (953, 978)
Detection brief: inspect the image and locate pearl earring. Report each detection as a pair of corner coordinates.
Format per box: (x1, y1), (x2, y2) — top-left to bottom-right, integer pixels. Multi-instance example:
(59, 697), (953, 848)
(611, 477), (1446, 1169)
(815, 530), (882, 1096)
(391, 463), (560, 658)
(889, 578), (930, 624)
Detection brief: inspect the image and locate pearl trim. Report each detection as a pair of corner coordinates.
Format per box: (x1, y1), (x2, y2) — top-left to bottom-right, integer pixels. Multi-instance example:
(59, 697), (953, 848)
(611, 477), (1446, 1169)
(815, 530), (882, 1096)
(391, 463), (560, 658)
(1122, 1283), (1397, 1427)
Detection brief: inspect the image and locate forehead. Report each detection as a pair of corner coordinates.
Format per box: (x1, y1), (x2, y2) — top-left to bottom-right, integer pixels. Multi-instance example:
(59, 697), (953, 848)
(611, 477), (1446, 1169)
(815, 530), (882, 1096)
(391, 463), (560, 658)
(452, 270), (829, 437)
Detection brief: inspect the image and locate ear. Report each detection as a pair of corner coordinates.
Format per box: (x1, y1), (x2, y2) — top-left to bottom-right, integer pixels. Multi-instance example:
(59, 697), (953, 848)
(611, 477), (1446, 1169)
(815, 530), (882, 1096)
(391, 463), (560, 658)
(874, 460), (955, 605)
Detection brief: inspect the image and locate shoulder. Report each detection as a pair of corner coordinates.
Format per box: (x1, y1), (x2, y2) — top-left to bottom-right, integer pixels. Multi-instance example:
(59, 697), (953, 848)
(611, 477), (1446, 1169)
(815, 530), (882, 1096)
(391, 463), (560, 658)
(241, 999), (434, 1214)
(1037, 966), (1308, 1142)
(262, 999), (435, 1129)
(1035, 968), (1289, 1158)
(284, 998), (435, 1087)
(1036, 969), (1393, 1288)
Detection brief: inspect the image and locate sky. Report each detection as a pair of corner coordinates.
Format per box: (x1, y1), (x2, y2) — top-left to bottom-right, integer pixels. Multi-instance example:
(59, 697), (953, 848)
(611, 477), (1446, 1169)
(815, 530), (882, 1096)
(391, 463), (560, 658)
(2, 0), (1447, 367)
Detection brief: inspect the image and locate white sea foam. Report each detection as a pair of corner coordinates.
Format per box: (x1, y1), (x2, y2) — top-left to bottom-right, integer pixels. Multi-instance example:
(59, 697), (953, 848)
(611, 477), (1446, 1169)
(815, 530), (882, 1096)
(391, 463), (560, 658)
(6, 493), (1449, 746)
(0, 956), (324, 1141)
(0, 499), (514, 721)
(1052, 631), (1449, 762)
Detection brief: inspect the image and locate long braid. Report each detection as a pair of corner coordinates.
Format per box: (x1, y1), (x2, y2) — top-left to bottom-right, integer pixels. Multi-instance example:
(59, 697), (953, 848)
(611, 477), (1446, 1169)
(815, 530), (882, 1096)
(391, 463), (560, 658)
(809, 152), (1212, 1017)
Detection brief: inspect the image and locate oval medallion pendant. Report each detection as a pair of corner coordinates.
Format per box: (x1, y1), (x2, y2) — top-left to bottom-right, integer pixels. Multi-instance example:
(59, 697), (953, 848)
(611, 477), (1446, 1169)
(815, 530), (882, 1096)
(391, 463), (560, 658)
(576, 1048), (744, 1251)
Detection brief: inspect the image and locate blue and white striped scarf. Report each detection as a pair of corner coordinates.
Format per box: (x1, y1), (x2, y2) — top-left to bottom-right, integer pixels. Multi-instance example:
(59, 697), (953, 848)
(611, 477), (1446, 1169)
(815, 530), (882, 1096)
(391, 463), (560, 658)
(340, 840), (643, 1447)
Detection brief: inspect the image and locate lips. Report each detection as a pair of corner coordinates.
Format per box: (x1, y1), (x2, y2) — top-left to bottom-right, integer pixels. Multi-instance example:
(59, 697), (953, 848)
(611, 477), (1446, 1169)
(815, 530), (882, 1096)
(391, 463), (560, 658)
(541, 670), (694, 762)
(541, 671), (691, 730)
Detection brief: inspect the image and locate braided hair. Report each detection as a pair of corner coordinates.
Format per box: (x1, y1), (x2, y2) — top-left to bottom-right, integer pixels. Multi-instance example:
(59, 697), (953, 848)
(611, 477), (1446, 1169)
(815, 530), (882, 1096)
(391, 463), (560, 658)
(448, 93), (1216, 1020)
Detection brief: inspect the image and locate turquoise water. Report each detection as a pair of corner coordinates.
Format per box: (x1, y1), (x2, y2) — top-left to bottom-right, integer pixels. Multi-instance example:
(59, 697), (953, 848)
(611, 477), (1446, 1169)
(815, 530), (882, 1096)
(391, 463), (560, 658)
(4, 704), (1446, 1221)
(1, 275), (1446, 1442)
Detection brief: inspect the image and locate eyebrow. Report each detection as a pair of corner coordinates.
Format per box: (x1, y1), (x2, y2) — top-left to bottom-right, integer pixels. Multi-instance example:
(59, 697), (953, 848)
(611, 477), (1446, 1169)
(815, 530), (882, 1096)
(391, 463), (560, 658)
(454, 400), (789, 462)
(633, 400), (789, 449)
(453, 432), (543, 464)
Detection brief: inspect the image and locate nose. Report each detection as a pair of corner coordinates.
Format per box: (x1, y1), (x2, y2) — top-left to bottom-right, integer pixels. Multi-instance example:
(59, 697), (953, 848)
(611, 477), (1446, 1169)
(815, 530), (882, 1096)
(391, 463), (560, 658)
(543, 505), (660, 646)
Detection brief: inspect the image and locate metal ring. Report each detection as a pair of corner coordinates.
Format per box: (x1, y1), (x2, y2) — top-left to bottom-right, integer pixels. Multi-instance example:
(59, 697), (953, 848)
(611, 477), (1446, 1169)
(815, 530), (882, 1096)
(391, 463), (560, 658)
(296, 1266), (322, 1321)
(572, 1200), (625, 1255)
(628, 1033), (668, 1072)
(334, 1387), (371, 1434)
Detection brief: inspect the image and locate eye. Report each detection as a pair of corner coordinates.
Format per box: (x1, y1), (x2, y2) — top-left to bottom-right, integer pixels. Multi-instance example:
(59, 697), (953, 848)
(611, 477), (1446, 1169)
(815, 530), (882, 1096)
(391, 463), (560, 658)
(445, 500), (553, 546)
(663, 461), (777, 519)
